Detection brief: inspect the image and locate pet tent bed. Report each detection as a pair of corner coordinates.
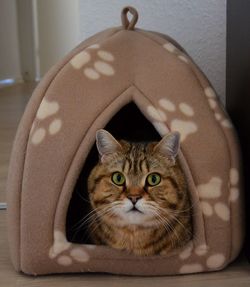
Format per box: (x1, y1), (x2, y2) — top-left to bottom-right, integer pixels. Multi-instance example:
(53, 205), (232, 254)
(7, 7), (244, 276)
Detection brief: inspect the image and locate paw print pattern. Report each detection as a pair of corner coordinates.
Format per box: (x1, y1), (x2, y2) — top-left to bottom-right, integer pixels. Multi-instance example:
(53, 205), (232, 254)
(30, 98), (62, 145)
(204, 87), (233, 129)
(163, 42), (189, 64)
(163, 41), (232, 131)
(198, 177), (222, 199)
(179, 242), (194, 260)
(197, 177), (230, 221)
(179, 242), (209, 261)
(178, 241), (226, 274)
(197, 169), (239, 221)
(49, 230), (95, 266)
(146, 99), (198, 142)
(178, 169), (239, 274)
(70, 44), (115, 80)
(206, 253), (226, 269)
(49, 230), (71, 259)
(179, 252), (226, 274)
(229, 168), (240, 202)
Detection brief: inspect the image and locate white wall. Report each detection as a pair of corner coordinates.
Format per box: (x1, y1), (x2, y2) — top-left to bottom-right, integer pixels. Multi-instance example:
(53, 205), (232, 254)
(35, 0), (80, 76)
(0, 0), (21, 81)
(16, 0), (37, 81)
(79, 0), (226, 102)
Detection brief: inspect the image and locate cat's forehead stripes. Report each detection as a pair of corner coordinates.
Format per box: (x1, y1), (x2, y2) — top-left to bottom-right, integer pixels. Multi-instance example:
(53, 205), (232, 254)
(140, 160), (149, 174)
(123, 143), (150, 176)
(123, 158), (131, 174)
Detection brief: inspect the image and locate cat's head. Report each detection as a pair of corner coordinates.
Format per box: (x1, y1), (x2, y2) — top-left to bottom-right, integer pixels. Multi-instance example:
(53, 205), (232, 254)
(88, 129), (187, 227)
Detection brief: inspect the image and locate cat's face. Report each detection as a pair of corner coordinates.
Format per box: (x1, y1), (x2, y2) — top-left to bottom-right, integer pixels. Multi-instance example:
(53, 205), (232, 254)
(88, 129), (187, 228)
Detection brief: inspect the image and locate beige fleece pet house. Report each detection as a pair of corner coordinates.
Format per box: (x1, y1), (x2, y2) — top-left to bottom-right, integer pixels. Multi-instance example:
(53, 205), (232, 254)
(7, 7), (244, 276)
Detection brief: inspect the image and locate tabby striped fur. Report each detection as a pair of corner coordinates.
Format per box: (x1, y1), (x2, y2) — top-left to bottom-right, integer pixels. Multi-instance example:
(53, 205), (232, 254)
(87, 129), (192, 256)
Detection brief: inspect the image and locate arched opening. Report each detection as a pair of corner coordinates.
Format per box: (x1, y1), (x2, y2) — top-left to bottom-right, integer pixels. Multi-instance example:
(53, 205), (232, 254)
(66, 102), (161, 243)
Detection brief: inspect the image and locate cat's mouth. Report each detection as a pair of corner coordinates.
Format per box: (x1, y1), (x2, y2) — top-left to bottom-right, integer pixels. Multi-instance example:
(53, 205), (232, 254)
(128, 206), (143, 213)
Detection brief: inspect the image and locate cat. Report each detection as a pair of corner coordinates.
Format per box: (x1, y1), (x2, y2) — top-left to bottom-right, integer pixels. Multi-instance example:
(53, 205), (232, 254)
(87, 129), (192, 256)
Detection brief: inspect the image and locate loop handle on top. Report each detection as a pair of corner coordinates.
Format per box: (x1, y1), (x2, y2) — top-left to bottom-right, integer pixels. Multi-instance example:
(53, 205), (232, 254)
(121, 6), (138, 30)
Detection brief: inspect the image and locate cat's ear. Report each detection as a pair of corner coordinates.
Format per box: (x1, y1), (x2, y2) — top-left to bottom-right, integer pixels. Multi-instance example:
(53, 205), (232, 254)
(154, 131), (180, 160)
(96, 129), (122, 161)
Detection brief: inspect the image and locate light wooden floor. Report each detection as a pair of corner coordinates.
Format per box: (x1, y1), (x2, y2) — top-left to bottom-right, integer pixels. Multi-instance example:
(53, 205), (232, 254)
(0, 83), (250, 286)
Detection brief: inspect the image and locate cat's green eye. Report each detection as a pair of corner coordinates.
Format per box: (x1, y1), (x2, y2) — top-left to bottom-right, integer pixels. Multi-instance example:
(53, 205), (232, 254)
(112, 172), (125, 186)
(146, 173), (161, 186)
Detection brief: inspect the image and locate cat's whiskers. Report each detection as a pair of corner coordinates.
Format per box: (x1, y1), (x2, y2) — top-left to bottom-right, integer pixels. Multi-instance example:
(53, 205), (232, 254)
(154, 218), (175, 249)
(71, 203), (120, 240)
(76, 191), (91, 204)
(71, 209), (104, 240)
(146, 204), (183, 242)
(71, 203), (119, 231)
(147, 195), (198, 217)
(158, 217), (180, 247)
(147, 202), (192, 223)
(151, 204), (198, 242)
(148, 208), (178, 248)
(89, 203), (119, 222)
(70, 207), (101, 231)
(86, 205), (121, 242)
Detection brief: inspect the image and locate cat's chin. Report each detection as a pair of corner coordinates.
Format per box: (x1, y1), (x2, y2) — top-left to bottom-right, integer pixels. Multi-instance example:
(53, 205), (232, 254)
(109, 210), (158, 227)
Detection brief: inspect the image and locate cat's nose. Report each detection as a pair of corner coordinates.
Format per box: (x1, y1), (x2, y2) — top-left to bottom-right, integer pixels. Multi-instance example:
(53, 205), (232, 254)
(127, 195), (142, 204)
